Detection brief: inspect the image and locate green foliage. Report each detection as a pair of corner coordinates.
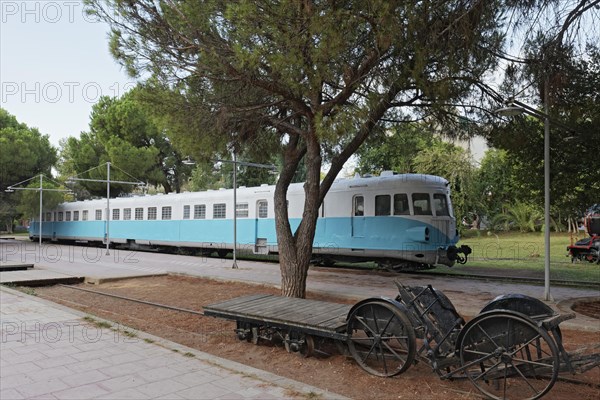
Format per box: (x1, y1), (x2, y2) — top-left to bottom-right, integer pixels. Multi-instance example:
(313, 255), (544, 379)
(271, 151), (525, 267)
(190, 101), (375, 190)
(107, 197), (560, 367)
(491, 202), (543, 232)
(59, 89), (192, 197)
(356, 125), (435, 175)
(16, 179), (69, 218)
(474, 149), (527, 218)
(88, 0), (508, 169)
(490, 37), (600, 220)
(0, 108), (57, 231)
(0, 109), (57, 189)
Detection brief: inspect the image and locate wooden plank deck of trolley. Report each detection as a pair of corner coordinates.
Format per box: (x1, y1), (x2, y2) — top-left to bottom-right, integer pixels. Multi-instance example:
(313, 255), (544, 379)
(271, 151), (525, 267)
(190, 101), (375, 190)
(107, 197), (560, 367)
(203, 294), (352, 341)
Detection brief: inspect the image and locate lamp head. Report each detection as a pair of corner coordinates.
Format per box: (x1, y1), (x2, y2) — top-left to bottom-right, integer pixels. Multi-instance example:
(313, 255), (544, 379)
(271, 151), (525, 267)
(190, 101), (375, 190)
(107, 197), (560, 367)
(494, 106), (525, 117)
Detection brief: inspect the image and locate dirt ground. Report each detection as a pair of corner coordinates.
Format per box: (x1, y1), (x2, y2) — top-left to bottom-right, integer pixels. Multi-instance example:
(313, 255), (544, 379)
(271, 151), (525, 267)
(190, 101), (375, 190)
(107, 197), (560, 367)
(34, 275), (599, 400)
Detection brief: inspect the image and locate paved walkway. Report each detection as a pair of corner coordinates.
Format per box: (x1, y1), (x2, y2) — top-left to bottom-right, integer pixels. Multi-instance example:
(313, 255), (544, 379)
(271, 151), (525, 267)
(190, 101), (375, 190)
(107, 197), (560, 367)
(0, 287), (346, 400)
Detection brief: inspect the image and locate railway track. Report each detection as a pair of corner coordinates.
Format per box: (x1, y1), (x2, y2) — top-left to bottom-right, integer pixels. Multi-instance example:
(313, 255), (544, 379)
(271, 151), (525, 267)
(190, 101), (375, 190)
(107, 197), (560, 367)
(405, 270), (600, 290)
(198, 252), (600, 289)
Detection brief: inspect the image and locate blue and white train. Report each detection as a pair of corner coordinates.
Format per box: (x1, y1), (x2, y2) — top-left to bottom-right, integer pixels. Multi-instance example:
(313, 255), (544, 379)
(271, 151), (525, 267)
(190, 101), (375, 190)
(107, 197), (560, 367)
(29, 172), (471, 270)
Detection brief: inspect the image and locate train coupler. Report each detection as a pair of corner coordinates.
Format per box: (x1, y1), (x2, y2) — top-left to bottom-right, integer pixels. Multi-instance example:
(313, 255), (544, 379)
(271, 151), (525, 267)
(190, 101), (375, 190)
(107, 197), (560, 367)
(447, 245), (472, 265)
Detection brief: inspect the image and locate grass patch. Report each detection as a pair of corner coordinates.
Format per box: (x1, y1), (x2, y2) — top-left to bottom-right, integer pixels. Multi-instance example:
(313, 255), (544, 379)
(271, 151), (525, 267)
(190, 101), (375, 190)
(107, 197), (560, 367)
(183, 352), (195, 358)
(431, 231), (600, 283)
(82, 316), (112, 329)
(143, 338), (155, 344)
(122, 330), (137, 338)
(15, 286), (37, 296)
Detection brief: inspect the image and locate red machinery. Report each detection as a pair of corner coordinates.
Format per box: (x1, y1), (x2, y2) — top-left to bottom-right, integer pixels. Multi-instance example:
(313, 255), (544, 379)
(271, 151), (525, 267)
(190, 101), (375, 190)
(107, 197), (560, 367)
(567, 204), (600, 264)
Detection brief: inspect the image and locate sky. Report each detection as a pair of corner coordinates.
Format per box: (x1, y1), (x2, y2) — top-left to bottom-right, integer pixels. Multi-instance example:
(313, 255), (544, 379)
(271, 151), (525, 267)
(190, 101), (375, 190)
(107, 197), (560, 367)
(1, 0), (132, 147)
(1, 0), (487, 162)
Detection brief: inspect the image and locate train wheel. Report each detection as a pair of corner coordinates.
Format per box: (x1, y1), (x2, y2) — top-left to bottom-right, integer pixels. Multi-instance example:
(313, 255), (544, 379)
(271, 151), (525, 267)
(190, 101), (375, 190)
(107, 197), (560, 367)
(459, 311), (559, 400)
(284, 332), (314, 357)
(346, 300), (416, 377)
(235, 321), (253, 342)
(300, 335), (314, 358)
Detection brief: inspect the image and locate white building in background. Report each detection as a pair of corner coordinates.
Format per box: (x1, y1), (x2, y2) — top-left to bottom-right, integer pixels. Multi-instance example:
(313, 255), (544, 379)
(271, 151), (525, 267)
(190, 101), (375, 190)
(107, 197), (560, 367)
(454, 135), (488, 164)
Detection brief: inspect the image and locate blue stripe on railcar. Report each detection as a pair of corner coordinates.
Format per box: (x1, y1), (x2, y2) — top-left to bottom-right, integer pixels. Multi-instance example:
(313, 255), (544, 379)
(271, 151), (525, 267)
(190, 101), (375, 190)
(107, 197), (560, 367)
(31, 216), (455, 252)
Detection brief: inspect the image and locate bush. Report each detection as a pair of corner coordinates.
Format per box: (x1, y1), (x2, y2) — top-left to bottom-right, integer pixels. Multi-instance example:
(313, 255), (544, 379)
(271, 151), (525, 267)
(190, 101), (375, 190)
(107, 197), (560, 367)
(490, 202), (542, 232)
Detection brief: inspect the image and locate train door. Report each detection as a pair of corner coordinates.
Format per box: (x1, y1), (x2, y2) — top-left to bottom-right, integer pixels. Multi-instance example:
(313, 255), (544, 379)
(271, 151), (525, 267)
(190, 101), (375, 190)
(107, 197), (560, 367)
(352, 195), (365, 237)
(254, 200), (269, 254)
(431, 193), (451, 244)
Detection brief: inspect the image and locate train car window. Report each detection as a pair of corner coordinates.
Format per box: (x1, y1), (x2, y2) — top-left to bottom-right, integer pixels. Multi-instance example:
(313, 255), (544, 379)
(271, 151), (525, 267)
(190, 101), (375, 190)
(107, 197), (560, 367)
(82, 210), (88, 221)
(46, 212), (51, 221)
(213, 203), (226, 219)
(354, 196), (364, 216)
(73, 211), (79, 221)
(58, 212), (64, 221)
(162, 206), (172, 220)
(412, 193), (432, 215)
(112, 209), (120, 220)
(375, 195), (391, 216)
(53, 212), (57, 221)
(148, 207), (157, 220)
(123, 208), (131, 220)
(193, 204), (206, 219)
(66, 211), (71, 221)
(258, 201), (268, 218)
(183, 205), (190, 219)
(95, 210), (102, 220)
(135, 208), (143, 220)
(236, 203), (249, 218)
(433, 194), (450, 216)
(393, 194), (410, 215)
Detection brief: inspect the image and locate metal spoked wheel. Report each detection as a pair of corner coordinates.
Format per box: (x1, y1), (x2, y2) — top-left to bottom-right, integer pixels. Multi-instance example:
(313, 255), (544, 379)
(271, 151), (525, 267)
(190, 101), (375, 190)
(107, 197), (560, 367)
(459, 311), (559, 400)
(347, 300), (416, 377)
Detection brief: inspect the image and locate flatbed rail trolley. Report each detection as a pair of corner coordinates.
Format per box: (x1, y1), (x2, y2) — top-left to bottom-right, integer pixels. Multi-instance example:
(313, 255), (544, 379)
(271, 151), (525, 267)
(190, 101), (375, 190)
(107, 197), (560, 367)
(204, 281), (600, 400)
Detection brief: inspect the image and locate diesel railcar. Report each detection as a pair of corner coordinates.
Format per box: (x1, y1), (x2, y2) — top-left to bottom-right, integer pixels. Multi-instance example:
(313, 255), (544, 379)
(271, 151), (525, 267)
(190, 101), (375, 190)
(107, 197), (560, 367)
(30, 172), (471, 270)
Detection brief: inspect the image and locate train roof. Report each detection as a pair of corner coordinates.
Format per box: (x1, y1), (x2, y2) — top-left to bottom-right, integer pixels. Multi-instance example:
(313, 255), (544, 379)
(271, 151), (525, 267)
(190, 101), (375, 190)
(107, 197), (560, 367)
(57, 172), (448, 209)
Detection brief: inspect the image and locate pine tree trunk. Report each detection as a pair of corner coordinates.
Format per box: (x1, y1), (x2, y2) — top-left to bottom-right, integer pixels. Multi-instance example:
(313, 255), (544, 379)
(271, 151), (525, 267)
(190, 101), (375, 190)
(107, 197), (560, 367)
(275, 135), (321, 298)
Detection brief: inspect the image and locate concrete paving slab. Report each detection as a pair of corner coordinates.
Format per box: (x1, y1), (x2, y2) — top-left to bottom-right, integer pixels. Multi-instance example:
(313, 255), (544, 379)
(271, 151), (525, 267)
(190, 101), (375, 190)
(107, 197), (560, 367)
(0, 264), (34, 271)
(0, 269), (83, 286)
(0, 286), (348, 400)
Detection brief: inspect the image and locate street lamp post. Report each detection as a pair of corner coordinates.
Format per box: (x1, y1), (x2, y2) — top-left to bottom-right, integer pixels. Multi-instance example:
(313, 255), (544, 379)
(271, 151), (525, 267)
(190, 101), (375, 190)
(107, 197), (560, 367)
(495, 88), (574, 302)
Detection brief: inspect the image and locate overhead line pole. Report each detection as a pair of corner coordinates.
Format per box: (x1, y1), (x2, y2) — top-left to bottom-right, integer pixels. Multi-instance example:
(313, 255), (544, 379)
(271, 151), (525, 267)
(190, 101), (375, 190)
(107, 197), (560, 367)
(215, 157), (276, 269)
(68, 162), (145, 256)
(5, 174), (71, 256)
(107, 162), (111, 255)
